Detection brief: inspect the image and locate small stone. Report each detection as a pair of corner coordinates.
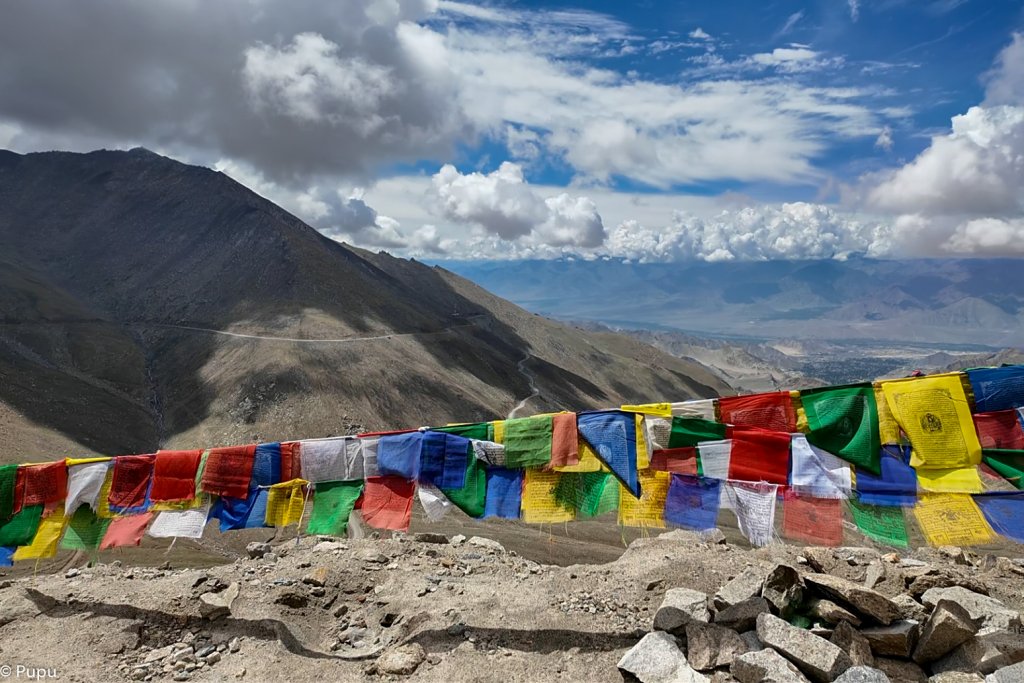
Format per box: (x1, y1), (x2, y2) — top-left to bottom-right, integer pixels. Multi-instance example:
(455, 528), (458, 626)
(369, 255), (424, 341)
(653, 588), (711, 634)
(715, 568), (765, 610)
(616, 631), (709, 683)
(145, 646), (176, 663)
(874, 658), (927, 682)
(205, 652), (221, 665)
(450, 534), (467, 545)
(413, 532), (449, 544)
(834, 666), (891, 682)
(731, 648), (811, 683)
(376, 643), (427, 676)
(197, 583), (239, 620)
(803, 573), (901, 625)
(762, 564), (803, 619)
(195, 646), (216, 658)
(714, 597), (771, 632)
(899, 559), (928, 568)
(864, 562), (886, 589)
(831, 621), (874, 668)
(804, 548), (840, 574)
(468, 536), (504, 552)
(860, 620), (919, 658)
(172, 674), (190, 682)
(65, 568), (81, 578)
(913, 601), (977, 664)
(685, 621), (749, 670)
(245, 542), (271, 559)
(301, 567), (329, 587)
(756, 612), (852, 683)
(647, 579), (666, 592)
(809, 599), (863, 627)
(986, 659), (1024, 682)
(938, 546), (969, 566)
(312, 541), (347, 553)
(228, 637), (240, 653)
(701, 528), (728, 545)
(892, 594), (929, 622)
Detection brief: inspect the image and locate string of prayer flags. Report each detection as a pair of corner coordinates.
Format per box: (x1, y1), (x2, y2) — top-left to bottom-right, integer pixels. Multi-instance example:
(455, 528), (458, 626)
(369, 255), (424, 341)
(800, 383), (881, 474)
(503, 415), (554, 469)
(982, 449), (1024, 489)
(967, 365), (1024, 413)
(973, 492), (1024, 543)
(150, 450), (202, 502)
(667, 417), (727, 449)
(521, 469), (574, 524)
(913, 494), (994, 547)
(650, 447), (699, 475)
(618, 469), (669, 528)
(359, 476), (414, 531)
(19, 461), (67, 508)
(577, 410), (640, 497)
(108, 454), (154, 511)
(855, 446), (919, 506)
(664, 475), (721, 531)
(719, 391), (797, 433)
(307, 481), (364, 535)
(973, 410), (1024, 450)
(147, 506), (209, 539)
(727, 427), (791, 486)
(265, 479), (309, 528)
(848, 500), (909, 548)
(670, 399), (717, 420)
(14, 505), (66, 560)
(377, 432), (424, 480)
(201, 445), (256, 499)
(789, 435), (852, 498)
(484, 468), (523, 519)
(298, 438), (361, 483)
(550, 412), (580, 469)
(100, 512), (154, 550)
(781, 492), (843, 546)
(722, 482), (779, 547)
(59, 505), (111, 551)
(881, 373), (981, 470)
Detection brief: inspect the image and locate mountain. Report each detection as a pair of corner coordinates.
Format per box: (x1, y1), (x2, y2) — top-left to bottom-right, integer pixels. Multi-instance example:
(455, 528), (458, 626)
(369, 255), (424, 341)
(0, 149), (728, 460)
(440, 258), (1024, 347)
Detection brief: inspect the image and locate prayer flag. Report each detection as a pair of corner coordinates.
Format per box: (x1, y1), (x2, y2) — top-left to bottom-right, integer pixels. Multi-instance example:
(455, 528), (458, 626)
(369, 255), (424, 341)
(974, 492), (1024, 543)
(298, 438), (361, 483)
(0, 504), (42, 547)
(65, 459), (111, 513)
(577, 410), (640, 497)
(265, 479), (309, 528)
(360, 476), (414, 531)
(781, 491), (843, 546)
(0, 464), (18, 520)
(855, 446), (918, 506)
(916, 466), (984, 493)
(722, 482), (779, 547)
(504, 415), (554, 469)
(650, 447), (699, 475)
(618, 469), (669, 528)
(914, 494), (994, 547)
(664, 475), (721, 531)
(150, 450), (202, 502)
(377, 432), (423, 480)
(874, 384), (902, 444)
(14, 505), (66, 560)
(967, 365), (1024, 413)
(719, 392), (797, 433)
(147, 506), (209, 539)
(848, 500), (909, 548)
(200, 445), (255, 499)
(108, 454), (155, 511)
(484, 468), (523, 519)
(727, 427), (791, 486)
(100, 513), (154, 550)
(697, 440), (732, 481)
(521, 469), (575, 523)
(418, 483), (453, 521)
(621, 402), (673, 418)
(550, 413), (580, 468)
(252, 443), (282, 488)
(973, 410), (1024, 450)
(983, 449), (1024, 489)
(800, 384), (881, 474)
(667, 417), (728, 449)
(670, 399), (717, 420)
(441, 455), (486, 518)
(60, 505), (112, 551)
(307, 481), (363, 535)
(19, 461), (67, 507)
(789, 435), (852, 498)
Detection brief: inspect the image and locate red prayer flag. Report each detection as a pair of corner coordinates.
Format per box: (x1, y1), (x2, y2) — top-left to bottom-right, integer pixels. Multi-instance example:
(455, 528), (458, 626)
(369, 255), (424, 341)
(360, 476), (414, 532)
(109, 455), (156, 508)
(974, 410), (1024, 450)
(549, 413), (580, 469)
(781, 490), (843, 546)
(200, 445), (255, 499)
(100, 512), (154, 550)
(280, 442), (300, 482)
(719, 392), (797, 433)
(150, 450), (202, 502)
(650, 447), (699, 475)
(726, 426), (791, 486)
(18, 461), (67, 507)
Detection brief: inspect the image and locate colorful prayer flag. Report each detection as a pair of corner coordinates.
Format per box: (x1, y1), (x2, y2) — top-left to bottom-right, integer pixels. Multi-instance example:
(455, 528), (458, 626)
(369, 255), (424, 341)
(800, 384), (880, 474)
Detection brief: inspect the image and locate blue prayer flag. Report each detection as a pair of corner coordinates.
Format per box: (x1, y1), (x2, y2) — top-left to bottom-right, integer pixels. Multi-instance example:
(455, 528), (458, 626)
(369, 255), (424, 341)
(377, 432), (423, 480)
(664, 474), (721, 531)
(968, 366), (1024, 413)
(855, 445), (917, 507)
(253, 443), (282, 488)
(577, 410), (640, 497)
(484, 467), (523, 519)
(974, 492), (1024, 543)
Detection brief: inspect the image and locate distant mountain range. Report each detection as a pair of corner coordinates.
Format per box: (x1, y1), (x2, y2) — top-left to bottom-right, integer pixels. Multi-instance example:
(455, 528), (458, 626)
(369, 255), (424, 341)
(0, 149), (727, 460)
(440, 258), (1024, 347)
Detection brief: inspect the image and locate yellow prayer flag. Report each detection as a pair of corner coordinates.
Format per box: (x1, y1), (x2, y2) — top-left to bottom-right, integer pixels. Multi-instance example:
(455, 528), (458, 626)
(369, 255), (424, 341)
(917, 466), (984, 494)
(14, 505), (67, 561)
(880, 373), (981, 470)
(914, 494), (994, 546)
(873, 384), (901, 444)
(521, 470), (575, 523)
(150, 496), (204, 512)
(635, 415), (651, 470)
(66, 456), (112, 466)
(96, 469), (117, 519)
(265, 479), (308, 527)
(491, 420), (505, 444)
(555, 437), (605, 473)
(621, 403), (673, 418)
(618, 469), (669, 528)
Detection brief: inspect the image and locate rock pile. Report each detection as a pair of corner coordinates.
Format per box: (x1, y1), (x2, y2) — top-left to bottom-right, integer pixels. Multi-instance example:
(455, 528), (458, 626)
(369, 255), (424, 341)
(619, 551), (1024, 683)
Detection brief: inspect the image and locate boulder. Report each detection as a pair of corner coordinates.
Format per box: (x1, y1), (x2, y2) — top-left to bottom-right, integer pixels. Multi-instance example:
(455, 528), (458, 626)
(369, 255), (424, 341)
(412, 532), (449, 544)
(756, 613), (852, 683)
(831, 621), (874, 668)
(803, 574), (901, 625)
(467, 536), (504, 552)
(985, 659), (1024, 682)
(245, 542), (271, 559)
(197, 583), (239, 620)
(685, 622), (749, 671)
(920, 587), (1021, 632)
(739, 631), (763, 652)
(654, 588), (711, 635)
(376, 643), (426, 676)
(893, 594), (929, 623)
(715, 568), (766, 610)
(616, 631), (709, 683)
(762, 565), (803, 619)
(714, 597), (771, 632)
(913, 601), (977, 664)
(833, 667), (891, 683)
(731, 649), (811, 683)
(860, 620), (919, 658)
(873, 657), (927, 682)
(931, 630), (1024, 676)
(804, 548), (840, 574)
(907, 569), (989, 599)
(810, 599), (863, 627)
(864, 562), (886, 589)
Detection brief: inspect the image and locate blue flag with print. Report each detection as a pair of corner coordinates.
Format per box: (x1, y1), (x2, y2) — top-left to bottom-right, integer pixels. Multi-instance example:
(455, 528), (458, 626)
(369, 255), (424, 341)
(664, 474), (721, 531)
(968, 366), (1024, 413)
(577, 410), (640, 497)
(855, 445), (917, 507)
(484, 467), (523, 519)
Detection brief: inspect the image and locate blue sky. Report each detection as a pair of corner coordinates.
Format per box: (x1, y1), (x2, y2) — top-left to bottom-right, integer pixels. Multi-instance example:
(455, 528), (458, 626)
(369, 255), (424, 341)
(1, 0), (1022, 261)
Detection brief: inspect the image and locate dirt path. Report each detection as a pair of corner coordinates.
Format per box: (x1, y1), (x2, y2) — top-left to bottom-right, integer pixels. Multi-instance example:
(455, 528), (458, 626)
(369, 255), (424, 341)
(507, 353), (540, 419)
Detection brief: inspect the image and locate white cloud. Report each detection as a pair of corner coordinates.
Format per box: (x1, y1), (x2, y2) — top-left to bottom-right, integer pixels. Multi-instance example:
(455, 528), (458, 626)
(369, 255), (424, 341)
(776, 11), (805, 37)
(848, 0), (861, 22)
(985, 32), (1024, 106)
(689, 28), (713, 41)
(432, 162), (605, 247)
(874, 126), (894, 151)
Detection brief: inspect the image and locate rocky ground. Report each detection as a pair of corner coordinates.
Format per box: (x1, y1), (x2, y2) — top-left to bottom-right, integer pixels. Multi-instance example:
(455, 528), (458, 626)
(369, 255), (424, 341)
(0, 530), (1023, 683)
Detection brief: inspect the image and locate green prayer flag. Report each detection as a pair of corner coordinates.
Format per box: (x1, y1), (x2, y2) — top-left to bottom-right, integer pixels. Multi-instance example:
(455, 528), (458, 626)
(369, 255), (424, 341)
(0, 464), (18, 520)
(801, 384), (881, 474)
(554, 472), (618, 517)
(0, 504), (43, 547)
(503, 416), (554, 469)
(60, 505), (112, 551)
(307, 481), (363, 536)
(667, 418), (727, 449)
(442, 456), (486, 518)
(983, 449), (1024, 489)
(848, 500), (908, 548)
(434, 423), (490, 441)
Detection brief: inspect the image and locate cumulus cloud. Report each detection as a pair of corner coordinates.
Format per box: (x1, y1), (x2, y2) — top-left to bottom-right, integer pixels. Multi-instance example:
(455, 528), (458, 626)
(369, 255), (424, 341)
(866, 33), (1024, 256)
(689, 28), (713, 41)
(432, 163), (605, 247)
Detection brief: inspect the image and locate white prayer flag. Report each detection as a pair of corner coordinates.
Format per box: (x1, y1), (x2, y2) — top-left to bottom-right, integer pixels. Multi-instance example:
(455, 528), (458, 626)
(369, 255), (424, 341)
(65, 461), (111, 513)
